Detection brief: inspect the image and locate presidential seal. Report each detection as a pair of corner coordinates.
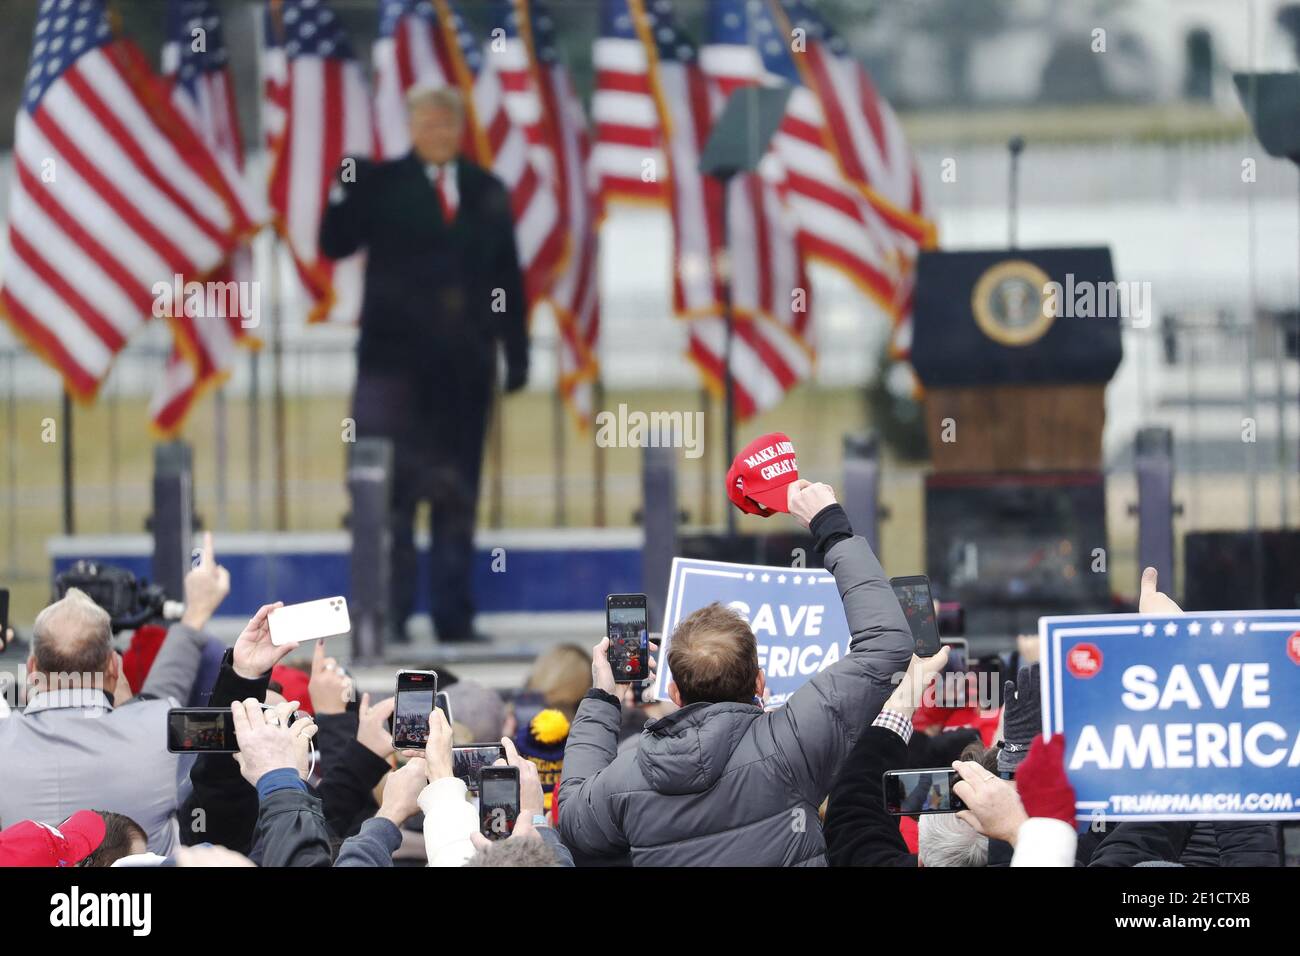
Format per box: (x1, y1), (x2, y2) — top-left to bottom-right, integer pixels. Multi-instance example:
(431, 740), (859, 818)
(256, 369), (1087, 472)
(970, 259), (1054, 347)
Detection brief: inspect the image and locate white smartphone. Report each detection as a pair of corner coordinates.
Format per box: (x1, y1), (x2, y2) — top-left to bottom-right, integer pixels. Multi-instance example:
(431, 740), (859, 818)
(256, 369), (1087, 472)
(268, 596), (351, 647)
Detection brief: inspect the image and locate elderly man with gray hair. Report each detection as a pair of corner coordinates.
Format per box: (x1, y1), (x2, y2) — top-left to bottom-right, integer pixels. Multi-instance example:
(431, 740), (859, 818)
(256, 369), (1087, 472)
(0, 537), (245, 853)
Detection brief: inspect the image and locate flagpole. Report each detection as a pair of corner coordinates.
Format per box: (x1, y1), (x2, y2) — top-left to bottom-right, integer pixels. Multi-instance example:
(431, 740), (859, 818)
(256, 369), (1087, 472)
(552, 375), (566, 527)
(270, 246), (288, 533)
(593, 379), (606, 527)
(699, 386), (712, 527)
(61, 389), (75, 535)
(254, 2), (288, 533)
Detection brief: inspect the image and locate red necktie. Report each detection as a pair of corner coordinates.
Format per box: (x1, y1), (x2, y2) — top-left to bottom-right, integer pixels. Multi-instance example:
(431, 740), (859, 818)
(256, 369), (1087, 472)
(436, 166), (454, 222)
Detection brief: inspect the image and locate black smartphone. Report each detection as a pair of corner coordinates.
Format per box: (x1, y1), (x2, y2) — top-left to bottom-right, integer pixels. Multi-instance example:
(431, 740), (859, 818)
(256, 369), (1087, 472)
(478, 765), (521, 840)
(435, 690), (453, 727)
(0, 588), (9, 644)
(606, 593), (649, 683)
(167, 708), (238, 753)
(890, 575), (941, 657)
(882, 768), (966, 815)
(453, 744), (506, 793)
(393, 670), (438, 751)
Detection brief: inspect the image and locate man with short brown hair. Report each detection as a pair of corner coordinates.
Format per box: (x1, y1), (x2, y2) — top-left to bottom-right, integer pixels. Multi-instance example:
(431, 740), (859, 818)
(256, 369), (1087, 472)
(558, 479), (914, 866)
(665, 602), (759, 705)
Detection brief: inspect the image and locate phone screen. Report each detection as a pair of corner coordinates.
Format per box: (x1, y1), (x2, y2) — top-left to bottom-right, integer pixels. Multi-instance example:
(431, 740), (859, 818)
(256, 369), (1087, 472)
(167, 709), (238, 753)
(607, 595), (649, 682)
(890, 576), (941, 657)
(393, 671), (437, 750)
(434, 691), (452, 726)
(883, 769), (965, 815)
(479, 769), (520, 840)
(453, 744), (505, 792)
(0, 588), (9, 639)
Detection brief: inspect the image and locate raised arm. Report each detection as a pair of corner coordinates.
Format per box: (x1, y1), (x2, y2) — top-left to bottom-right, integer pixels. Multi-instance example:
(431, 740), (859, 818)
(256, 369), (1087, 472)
(767, 482), (914, 804)
(141, 532), (229, 703)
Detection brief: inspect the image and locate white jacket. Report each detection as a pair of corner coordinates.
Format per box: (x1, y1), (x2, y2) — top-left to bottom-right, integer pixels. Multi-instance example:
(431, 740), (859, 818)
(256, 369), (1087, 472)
(417, 777), (478, 867)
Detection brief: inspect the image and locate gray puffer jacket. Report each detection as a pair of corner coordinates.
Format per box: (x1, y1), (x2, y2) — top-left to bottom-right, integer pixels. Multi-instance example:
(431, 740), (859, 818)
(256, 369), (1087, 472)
(557, 534), (912, 866)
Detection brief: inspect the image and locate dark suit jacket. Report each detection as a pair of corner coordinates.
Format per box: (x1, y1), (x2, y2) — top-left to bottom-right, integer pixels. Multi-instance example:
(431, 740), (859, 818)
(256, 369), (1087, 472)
(319, 152), (527, 385)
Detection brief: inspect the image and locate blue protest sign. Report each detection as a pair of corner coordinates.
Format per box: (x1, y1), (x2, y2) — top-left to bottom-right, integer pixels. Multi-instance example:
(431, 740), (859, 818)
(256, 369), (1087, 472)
(651, 557), (848, 706)
(1040, 610), (1300, 822)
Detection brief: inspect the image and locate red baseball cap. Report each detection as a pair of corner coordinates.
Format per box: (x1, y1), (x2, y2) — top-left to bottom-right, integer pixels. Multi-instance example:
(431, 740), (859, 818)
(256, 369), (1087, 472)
(0, 811), (105, 867)
(726, 432), (799, 517)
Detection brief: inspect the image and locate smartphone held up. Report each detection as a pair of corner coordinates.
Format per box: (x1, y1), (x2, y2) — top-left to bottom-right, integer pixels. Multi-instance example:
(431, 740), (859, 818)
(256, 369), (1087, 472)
(890, 575), (941, 658)
(392, 669), (438, 751)
(478, 765), (520, 840)
(606, 593), (649, 683)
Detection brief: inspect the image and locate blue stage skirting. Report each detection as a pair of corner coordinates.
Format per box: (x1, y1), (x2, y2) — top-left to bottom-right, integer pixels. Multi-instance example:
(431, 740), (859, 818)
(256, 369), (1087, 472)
(48, 530), (643, 617)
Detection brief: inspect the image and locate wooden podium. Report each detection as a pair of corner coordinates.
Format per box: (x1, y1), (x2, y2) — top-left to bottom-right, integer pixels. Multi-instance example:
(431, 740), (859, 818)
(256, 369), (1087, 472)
(910, 248), (1124, 638)
(924, 383), (1107, 473)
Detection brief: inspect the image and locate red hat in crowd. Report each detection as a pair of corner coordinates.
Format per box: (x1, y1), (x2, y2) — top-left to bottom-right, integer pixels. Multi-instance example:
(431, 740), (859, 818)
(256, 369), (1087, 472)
(0, 811), (105, 867)
(271, 664), (314, 717)
(726, 433), (799, 517)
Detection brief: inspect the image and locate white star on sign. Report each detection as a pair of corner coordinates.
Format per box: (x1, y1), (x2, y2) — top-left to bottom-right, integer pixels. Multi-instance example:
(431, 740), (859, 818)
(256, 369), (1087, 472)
(1234, 620), (1247, 635)
(745, 572), (754, 581)
(1164, 621), (1178, 636)
(760, 573), (770, 583)
(1142, 622), (1156, 637)
(1188, 621), (1202, 636)
(777, 575), (786, 584)
(793, 576), (802, 585)
(1211, 620), (1224, 635)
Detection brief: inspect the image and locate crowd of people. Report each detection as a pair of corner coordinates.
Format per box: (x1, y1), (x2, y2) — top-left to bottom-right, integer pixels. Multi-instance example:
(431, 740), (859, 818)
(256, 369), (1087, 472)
(0, 479), (1287, 867)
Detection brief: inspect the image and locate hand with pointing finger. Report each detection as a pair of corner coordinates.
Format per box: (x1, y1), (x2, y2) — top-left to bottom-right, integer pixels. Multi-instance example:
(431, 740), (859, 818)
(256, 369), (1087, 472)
(181, 531), (230, 631)
(1139, 566), (1182, 615)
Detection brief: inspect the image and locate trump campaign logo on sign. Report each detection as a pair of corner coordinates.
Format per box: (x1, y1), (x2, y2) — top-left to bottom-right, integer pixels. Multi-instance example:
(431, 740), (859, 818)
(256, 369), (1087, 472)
(1041, 610), (1300, 822)
(651, 557), (849, 706)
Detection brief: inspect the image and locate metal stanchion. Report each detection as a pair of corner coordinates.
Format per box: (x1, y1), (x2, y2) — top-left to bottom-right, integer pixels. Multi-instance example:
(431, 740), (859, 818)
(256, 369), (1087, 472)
(641, 435), (679, 634)
(348, 438), (394, 665)
(842, 432), (886, 555)
(150, 442), (195, 602)
(1133, 427), (1177, 597)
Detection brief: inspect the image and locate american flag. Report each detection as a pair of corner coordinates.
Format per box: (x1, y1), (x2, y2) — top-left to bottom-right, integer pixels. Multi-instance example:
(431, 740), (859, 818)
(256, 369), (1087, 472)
(591, 0), (669, 212)
(0, 0), (254, 399)
(265, 0), (372, 325)
(492, 0), (600, 423)
(703, 0), (901, 322)
(151, 0), (262, 435)
(373, 0), (565, 310)
(776, 0), (934, 358)
(260, 5), (289, 155)
(686, 0), (815, 417)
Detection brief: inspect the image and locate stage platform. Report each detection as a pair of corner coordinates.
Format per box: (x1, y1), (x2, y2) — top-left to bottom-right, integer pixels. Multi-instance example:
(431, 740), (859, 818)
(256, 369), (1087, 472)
(48, 529), (640, 691)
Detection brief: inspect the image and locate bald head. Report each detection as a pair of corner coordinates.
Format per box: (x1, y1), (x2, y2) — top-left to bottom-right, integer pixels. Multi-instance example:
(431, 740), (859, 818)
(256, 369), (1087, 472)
(31, 587), (113, 681)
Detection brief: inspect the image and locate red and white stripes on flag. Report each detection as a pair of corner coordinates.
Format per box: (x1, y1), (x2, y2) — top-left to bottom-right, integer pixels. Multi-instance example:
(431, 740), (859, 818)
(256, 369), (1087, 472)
(774, 0), (935, 359)
(591, 0), (668, 213)
(0, 4), (254, 400)
(495, 0), (600, 424)
(373, 0), (565, 311)
(265, 0), (371, 325)
(151, 0), (264, 436)
(700, 41), (898, 328)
